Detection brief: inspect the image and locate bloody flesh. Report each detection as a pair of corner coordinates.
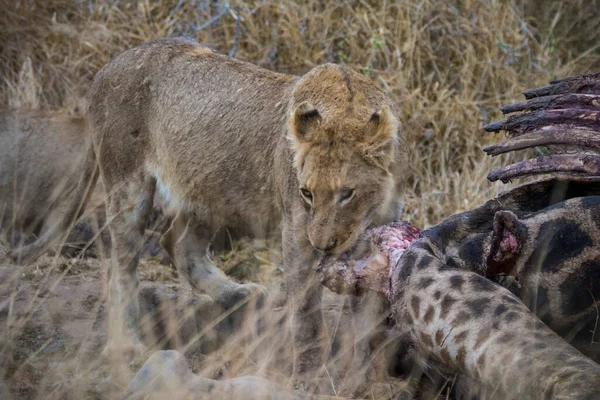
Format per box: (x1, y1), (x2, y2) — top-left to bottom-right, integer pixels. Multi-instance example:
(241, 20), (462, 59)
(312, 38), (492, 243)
(316, 221), (421, 300)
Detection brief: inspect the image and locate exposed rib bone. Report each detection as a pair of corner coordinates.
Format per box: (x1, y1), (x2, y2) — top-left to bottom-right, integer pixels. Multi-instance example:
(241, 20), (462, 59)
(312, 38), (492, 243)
(483, 127), (600, 156)
(484, 109), (600, 136)
(487, 154), (600, 183)
(523, 72), (600, 99)
(500, 94), (600, 114)
(548, 71), (600, 85)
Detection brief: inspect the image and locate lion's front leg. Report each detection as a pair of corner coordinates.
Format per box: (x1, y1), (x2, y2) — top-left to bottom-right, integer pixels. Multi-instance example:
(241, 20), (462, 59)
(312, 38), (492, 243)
(339, 293), (390, 395)
(282, 219), (327, 389)
(393, 246), (600, 399)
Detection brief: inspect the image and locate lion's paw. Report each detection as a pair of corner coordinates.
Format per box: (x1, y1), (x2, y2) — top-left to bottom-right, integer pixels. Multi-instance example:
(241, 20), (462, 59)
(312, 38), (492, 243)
(216, 282), (268, 311)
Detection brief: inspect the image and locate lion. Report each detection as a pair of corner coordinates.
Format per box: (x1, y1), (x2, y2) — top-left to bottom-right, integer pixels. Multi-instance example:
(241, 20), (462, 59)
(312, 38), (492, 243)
(14, 37), (407, 386)
(0, 110), (101, 256)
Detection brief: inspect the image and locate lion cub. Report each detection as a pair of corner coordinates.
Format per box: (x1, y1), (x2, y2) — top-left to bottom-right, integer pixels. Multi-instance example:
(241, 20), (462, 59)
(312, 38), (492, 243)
(0, 110), (89, 251)
(16, 37), (406, 382)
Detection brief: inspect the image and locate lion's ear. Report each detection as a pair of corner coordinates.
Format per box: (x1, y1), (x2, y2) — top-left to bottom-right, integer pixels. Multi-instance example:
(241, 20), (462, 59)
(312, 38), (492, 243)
(363, 106), (399, 170)
(288, 101), (321, 145)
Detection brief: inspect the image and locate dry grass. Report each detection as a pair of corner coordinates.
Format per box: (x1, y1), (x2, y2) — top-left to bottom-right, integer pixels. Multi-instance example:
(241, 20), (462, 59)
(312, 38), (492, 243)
(2, 0), (598, 227)
(1, 0), (600, 399)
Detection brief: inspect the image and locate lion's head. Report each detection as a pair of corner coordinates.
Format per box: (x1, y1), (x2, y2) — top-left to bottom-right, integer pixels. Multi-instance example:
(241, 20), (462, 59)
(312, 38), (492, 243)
(287, 64), (404, 255)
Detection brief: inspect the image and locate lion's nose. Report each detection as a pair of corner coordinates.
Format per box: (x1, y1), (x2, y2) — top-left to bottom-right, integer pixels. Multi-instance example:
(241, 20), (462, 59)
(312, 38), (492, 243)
(314, 237), (337, 252)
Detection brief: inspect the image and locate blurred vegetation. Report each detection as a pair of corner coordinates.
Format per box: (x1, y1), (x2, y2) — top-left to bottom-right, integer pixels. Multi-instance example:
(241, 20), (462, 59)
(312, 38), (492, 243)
(1, 0), (599, 227)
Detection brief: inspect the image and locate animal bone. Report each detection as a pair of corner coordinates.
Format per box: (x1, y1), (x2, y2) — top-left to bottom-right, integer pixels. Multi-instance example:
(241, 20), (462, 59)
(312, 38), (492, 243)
(483, 71), (600, 183)
(316, 221), (420, 300)
(487, 153), (600, 183)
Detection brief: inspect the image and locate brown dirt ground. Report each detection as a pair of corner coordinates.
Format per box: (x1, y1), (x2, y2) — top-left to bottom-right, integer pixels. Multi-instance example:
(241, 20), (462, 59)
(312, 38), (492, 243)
(0, 233), (423, 400)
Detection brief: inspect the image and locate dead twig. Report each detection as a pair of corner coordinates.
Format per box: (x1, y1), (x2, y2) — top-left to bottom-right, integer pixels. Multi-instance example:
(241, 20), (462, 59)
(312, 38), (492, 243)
(189, 1), (231, 33)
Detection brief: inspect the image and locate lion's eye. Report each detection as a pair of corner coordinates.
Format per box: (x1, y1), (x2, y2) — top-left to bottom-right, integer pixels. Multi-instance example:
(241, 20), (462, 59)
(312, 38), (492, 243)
(300, 188), (313, 203)
(339, 188), (355, 203)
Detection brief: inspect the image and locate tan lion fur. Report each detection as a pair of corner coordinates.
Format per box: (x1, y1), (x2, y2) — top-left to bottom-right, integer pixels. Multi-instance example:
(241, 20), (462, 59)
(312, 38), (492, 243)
(14, 37), (407, 386)
(0, 110), (90, 250)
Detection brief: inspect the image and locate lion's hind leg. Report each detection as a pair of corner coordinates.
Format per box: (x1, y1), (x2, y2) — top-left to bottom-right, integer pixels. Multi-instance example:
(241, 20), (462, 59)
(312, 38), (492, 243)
(102, 172), (156, 361)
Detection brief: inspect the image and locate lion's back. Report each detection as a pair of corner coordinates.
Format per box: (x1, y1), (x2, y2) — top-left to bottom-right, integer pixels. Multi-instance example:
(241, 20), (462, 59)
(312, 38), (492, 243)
(86, 38), (297, 233)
